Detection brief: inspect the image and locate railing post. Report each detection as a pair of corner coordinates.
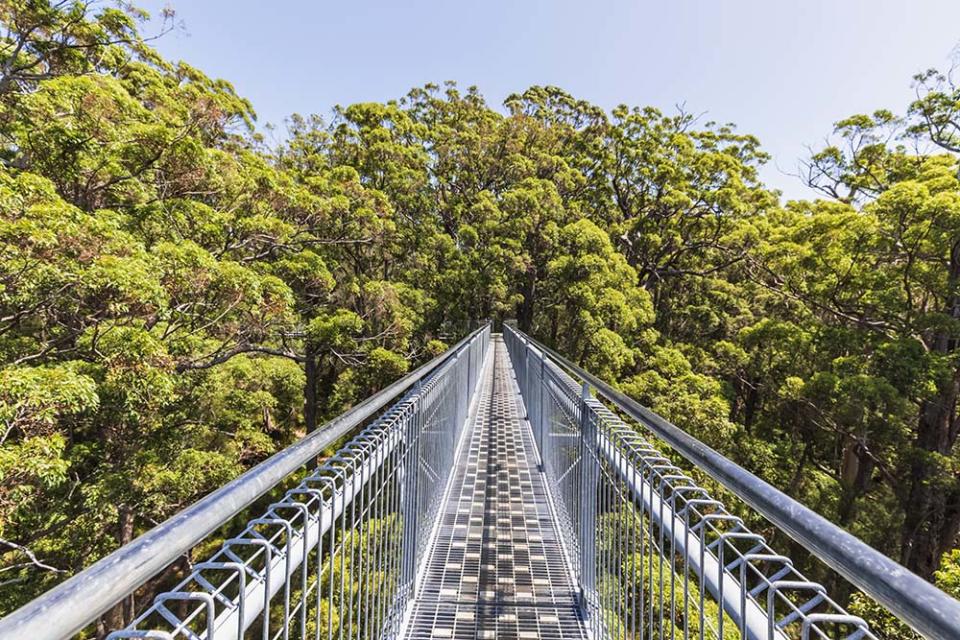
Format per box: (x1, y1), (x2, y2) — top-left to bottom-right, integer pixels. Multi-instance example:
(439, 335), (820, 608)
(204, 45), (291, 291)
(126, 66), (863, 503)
(450, 350), (460, 429)
(537, 351), (545, 471)
(467, 339), (473, 396)
(578, 381), (598, 619)
(522, 341), (530, 418)
(399, 380), (424, 604)
(458, 350), (466, 427)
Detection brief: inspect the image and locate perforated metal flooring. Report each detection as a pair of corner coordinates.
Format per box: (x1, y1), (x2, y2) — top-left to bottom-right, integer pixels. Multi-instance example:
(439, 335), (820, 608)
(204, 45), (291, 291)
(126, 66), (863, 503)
(402, 337), (588, 640)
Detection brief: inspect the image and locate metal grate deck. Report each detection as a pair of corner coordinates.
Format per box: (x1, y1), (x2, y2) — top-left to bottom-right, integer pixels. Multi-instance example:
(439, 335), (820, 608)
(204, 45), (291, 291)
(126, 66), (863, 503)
(402, 337), (588, 640)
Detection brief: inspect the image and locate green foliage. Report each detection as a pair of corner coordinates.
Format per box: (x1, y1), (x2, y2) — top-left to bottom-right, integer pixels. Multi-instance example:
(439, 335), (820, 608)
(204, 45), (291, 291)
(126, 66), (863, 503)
(0, 4), (958, 636)
(597, 510), (741, 640)
(848, 551), (960, 640)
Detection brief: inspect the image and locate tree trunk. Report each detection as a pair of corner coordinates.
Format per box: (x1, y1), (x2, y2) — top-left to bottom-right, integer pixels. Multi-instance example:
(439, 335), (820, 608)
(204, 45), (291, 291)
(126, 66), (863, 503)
(98, 505), (135, 638)
(838, 441), (873, 527)
(742, 382), (759, 430)
(303, 346), (319, 435)
(262, 405), (273, 433)
(900, 245), (960, 578)
(517, 275), (536, 332)
(900, 372), (960, 578)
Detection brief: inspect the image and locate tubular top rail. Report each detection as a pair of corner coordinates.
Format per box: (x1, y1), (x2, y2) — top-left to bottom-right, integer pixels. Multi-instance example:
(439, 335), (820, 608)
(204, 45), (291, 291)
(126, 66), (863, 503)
(0, 324), (490, 640)
(505, 325), (960, 640)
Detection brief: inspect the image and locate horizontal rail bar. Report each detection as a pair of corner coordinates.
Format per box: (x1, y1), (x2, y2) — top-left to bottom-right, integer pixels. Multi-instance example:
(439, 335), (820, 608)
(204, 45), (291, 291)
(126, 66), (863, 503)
(0, 324), (490, 640)
(596, 428), (789, 640)
(199, 424), (404, 640)
(105, 325), (491, 640)
(509, 331), (804, 638)
(509, 325), (960, 640)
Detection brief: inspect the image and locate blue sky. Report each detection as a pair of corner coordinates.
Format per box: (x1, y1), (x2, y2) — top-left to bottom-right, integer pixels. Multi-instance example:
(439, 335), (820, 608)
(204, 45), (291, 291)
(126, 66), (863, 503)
(137, 0), (960, 201)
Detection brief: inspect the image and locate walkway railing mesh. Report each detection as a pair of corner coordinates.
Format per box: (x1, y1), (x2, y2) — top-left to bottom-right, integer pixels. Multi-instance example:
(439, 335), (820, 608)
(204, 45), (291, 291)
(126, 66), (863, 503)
(0, 326), (490, 640)
(108, 327), (489, 640)
(504, 324), (877, 640)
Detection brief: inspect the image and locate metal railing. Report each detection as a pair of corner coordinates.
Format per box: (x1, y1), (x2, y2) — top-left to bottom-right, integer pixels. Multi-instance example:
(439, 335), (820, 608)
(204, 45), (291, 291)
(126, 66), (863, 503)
(0, 324), (491, 640)
(503, 324), (960, 640)
(7, 321), (959, 640)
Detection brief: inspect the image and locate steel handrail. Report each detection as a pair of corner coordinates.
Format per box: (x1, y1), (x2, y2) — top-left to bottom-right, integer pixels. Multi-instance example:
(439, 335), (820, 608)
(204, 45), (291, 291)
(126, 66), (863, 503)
(505, 324), (960, 640)
(0, 323), (490, 640)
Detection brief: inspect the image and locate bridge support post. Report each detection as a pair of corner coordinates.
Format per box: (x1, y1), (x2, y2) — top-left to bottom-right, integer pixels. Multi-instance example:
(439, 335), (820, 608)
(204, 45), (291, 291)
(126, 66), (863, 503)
(399, 380), (424, 612)
(522, 342), (530, 419)
(536, 351), (545, 471)
(577, 381), (598, 621)
(467, 344), (473, 402)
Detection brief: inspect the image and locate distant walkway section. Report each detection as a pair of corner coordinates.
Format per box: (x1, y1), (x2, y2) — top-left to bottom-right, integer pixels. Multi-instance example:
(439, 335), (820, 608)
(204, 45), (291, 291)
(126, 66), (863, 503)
(402, 337), (588, 640)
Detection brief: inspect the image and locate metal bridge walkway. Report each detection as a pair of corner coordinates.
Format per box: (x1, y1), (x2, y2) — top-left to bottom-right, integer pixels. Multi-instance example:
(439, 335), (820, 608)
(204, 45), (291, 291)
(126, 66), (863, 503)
(402, 337), (587, 640)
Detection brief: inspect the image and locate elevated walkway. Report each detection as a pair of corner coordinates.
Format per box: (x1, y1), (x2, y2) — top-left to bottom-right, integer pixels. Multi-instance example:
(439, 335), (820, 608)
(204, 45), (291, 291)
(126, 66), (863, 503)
(402, 338), (587, 640)
(5, 324), (959, 640)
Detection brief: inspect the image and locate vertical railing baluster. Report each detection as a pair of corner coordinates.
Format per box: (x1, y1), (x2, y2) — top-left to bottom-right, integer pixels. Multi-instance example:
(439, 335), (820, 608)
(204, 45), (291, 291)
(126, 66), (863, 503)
(537, 350), (545, 471)
(578, 381), (597, 621)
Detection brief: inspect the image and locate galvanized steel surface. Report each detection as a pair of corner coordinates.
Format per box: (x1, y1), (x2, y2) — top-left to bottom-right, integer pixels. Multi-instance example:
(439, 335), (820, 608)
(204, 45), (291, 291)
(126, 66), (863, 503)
(0, 326), (490, 640)
(504, 325), (960, 640)
(99, 325), (491, 640)
(504, 324), (882, 640)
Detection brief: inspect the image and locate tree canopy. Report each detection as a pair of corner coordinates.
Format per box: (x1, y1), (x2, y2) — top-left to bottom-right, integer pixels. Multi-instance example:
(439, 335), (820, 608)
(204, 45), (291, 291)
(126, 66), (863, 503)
(0, 3), (958, 637)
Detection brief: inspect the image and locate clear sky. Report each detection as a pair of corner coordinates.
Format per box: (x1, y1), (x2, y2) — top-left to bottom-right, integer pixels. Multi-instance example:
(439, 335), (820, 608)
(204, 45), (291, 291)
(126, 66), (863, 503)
(136, 0), (960, 201)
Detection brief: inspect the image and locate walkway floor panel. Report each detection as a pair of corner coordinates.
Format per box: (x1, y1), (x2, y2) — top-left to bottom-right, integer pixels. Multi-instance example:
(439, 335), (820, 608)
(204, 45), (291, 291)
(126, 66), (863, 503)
(403, 337), (588, 640)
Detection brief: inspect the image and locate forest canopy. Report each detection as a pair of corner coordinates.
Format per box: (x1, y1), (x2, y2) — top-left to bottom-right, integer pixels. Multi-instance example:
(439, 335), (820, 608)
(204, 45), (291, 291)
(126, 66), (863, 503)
(0, 2), (958, 637)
